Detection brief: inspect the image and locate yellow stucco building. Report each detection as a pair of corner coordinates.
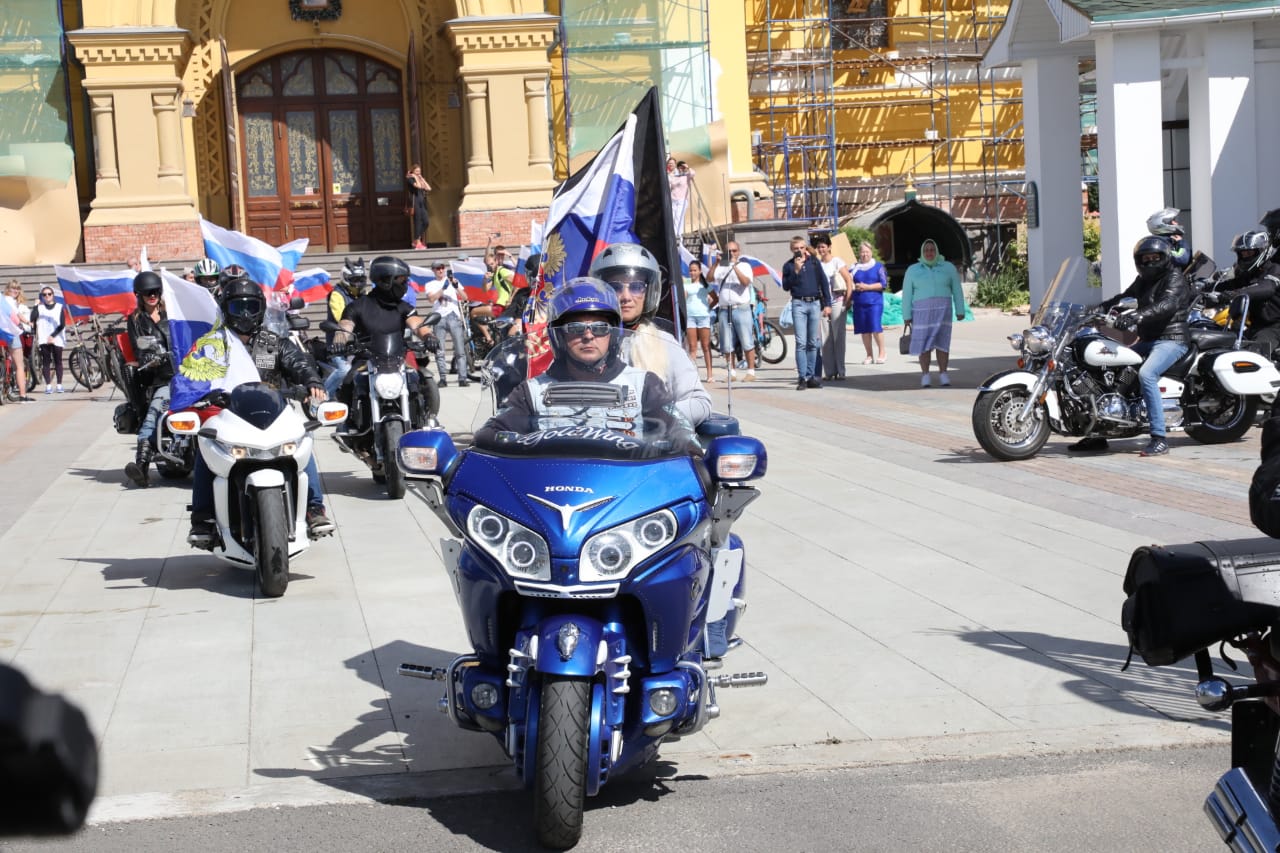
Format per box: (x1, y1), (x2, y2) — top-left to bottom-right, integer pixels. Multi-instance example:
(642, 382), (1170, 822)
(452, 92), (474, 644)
(0, 1), (1021, 265)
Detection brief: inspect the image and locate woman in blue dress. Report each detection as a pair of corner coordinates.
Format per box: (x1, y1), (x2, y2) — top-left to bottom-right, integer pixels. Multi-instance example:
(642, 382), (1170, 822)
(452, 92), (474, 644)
(850, 241), (888, 364)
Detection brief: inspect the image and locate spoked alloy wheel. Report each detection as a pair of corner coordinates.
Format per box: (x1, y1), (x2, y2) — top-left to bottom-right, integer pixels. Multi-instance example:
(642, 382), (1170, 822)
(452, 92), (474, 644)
(972, 387), (1051, 461)
(534, 677), (590, 850)
(1186, 391), (1255, 444)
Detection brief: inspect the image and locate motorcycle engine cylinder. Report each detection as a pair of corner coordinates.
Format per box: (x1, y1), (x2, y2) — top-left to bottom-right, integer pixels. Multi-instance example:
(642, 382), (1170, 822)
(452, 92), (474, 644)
(1095, 393), (1135, 425)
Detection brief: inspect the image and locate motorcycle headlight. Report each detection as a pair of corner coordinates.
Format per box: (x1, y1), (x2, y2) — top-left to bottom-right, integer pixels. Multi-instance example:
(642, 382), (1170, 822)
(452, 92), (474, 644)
(579, 510), (678, 582)
(1007, 333), (1024, 351)
(1024, 325), (1054, 354)
(374, 371), (405, 400)
(466, 506), (551, 581)
(221, 441), (299, 461)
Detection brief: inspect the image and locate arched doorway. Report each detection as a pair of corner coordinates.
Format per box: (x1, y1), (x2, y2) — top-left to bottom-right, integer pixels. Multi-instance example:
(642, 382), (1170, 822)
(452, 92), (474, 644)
(237, 50), (407, 251)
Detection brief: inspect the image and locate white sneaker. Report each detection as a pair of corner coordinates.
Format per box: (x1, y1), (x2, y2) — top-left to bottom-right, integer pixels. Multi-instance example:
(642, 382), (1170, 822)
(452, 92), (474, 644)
(728, 369), (738, 381)
(745, 369), (756, 382)
(44, 386), (52, 394)
(920, 373), (931, 388)
(56, 384), (64, 393)
(938, 372), (951, 387)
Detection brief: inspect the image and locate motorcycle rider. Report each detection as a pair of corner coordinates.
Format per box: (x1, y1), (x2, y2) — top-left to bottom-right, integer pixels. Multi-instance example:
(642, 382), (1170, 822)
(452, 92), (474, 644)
(475, 277), (686, 443)
(588, 241), (712, 426)
(1076, 235), (1192, 457)
(187, 275), (334, 547)
(1211, 230), (1280, 355)
(192, 258), (221, 294)
(1147, 207), (1191, 269)
(123, 271), (173, 487)
(323, 258), (369, 397)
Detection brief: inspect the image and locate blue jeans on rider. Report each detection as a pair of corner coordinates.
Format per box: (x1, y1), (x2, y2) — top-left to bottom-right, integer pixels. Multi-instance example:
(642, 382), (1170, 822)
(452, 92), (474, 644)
(139, 384), (170, 444)
(190, 452), (324, 516)
(323, 355), (352, 399)
(1132, 339), (1189, 437)
(792, 299), (823, 380)
(437, 313), (466, 381)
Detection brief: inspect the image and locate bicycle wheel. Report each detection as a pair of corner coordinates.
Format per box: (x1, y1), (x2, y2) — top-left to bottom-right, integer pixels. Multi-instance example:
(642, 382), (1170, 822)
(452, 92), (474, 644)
(69, 347), (105, 390)
(757, 320), (788, 364)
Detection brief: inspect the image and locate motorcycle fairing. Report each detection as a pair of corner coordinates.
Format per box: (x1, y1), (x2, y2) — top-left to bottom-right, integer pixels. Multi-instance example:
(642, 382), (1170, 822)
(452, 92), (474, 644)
(227, 382), (289, 430)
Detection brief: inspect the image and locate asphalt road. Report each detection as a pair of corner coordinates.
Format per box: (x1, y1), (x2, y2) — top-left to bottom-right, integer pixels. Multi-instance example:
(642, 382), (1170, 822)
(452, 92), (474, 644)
(5, 744), (1225, 852)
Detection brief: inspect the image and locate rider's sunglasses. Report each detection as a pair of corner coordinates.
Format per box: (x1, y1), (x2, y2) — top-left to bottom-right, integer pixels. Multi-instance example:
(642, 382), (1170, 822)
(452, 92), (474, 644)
(607, 281), (647, 296)
(562, 321), (612, 339)
(196, 276), (218, 286)
(142, 291), (161, 299)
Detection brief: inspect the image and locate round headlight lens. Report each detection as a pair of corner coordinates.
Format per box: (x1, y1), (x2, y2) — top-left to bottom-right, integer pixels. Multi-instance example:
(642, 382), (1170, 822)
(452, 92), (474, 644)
(635, 514), (676, 548)
(648, 688), (678, 717)
(1024, 325), (1053, 354)
(587, 532), (632, 576)
(373, 371), (405, 400)
(507, 533), (542, 574)
(1008, 332), (1024, 351)
(471, 682), (500, 710)
(471, 510), (507, 545)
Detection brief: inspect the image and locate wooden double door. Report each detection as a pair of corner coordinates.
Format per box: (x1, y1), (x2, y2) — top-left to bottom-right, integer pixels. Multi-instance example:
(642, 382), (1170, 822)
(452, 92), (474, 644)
(237, 50), (409, 251)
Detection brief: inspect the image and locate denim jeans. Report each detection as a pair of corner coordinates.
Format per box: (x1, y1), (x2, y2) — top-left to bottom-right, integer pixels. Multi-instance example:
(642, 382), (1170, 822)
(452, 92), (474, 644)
(191, 451), (324, 515)
(437, 313), (467, 381)
(139, 384), (170, 444)
(323, 355), (351, 399)
(791, 299), (822, 379)
(1133, 339), (1189, 437)
(718, 305), (755, 356)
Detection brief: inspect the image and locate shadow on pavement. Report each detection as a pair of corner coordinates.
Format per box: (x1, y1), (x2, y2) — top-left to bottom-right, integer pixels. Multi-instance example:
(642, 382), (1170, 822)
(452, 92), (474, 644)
(953, 628), (1230, 730)
(84, 553), (302, 599)
(66, 465), (193, 489)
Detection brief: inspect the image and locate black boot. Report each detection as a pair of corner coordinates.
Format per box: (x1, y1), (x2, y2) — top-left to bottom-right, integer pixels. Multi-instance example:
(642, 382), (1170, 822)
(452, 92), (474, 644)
(125, 440), (152, 487)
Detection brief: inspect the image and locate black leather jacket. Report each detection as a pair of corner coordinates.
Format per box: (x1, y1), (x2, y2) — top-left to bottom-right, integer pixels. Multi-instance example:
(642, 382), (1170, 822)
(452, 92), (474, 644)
(1221, 261), (1280, 327)
(1251, 398), (1280, 536)
(244, 331), (322, 390)
(126, 309), (173, 387)
(1101, 267), (1192, 343)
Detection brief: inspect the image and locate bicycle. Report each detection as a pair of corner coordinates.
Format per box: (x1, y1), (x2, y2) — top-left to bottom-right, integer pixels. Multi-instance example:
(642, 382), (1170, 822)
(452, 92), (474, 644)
(66, 314), (126, 392)
(3, 332), (36, 402)
(709, 297), (788, 365)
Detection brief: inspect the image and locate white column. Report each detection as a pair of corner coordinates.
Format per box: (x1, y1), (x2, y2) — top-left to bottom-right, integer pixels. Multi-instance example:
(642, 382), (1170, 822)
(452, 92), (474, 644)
(1022, 53), (1084, 310)
(1188, 24), (1256, 262)
(1095, 30), (1163, 297)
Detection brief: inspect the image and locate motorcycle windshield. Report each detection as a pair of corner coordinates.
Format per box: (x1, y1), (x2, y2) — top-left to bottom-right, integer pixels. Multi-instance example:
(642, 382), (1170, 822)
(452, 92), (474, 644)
(1031, 257), (1090, 338)
(227, 382), (289, 430)
(474, 326), (694, 461)
(369, 330), (406, 372)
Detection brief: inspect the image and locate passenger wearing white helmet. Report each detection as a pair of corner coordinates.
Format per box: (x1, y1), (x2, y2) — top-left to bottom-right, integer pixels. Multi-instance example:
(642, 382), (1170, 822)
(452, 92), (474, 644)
(588, 241), (712, 426)
(1146, 207), (1191, 269)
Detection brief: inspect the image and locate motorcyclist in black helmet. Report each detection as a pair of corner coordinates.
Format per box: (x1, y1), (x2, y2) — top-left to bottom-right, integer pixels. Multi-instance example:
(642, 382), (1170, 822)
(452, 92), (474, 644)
(188, 274), (334, 547)
(123, 271), (173, 487)
(333, 255), (440, 351)
(323, 258), (368, 397)
(1210, 230), (1280, 355)
(1076, 236), (1192, 457)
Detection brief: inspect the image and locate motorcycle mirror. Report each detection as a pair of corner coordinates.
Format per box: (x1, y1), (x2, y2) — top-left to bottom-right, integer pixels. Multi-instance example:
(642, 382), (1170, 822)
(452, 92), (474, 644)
(289, 296), (305, 311)
(704, 435), (768, 482)
(312, 401), (348, 428)
(318, 319), (342, 334)
(288, 315), (311, 331)
(1117, 297), (1139, 311)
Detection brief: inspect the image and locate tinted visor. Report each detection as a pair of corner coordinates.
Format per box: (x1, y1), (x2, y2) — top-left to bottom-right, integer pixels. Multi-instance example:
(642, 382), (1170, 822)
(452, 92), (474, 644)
(224, 296), (264, 318)
(196, 276), (219, 288)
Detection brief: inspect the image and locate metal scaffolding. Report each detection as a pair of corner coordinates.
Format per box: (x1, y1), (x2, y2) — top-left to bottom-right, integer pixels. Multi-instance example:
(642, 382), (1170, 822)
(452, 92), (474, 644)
(744, 0), (1026, 238)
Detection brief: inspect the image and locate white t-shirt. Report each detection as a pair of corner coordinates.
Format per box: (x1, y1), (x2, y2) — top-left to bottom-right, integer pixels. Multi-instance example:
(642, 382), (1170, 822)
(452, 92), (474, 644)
(424, 277), (462, 320)
(821, 257), (849, 294)
(716, 260), (755, 307)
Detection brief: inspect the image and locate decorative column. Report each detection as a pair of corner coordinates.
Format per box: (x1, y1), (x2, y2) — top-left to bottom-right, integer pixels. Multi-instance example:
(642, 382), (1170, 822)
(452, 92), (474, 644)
(446, 12), (559, 245)
(1188, 24), (1257, 262)
(68, 27), (203, 263)
(1095, 30), (1163, 296)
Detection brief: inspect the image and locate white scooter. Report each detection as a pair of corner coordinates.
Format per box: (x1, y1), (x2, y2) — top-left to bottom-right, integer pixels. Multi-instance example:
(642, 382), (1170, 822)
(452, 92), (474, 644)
(168, 383), (347, 597)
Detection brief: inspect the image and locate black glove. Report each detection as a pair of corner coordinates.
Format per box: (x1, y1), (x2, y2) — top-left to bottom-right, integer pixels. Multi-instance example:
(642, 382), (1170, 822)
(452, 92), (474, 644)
(424, 335), (441, 353)
(1115, 313), (1139, 332)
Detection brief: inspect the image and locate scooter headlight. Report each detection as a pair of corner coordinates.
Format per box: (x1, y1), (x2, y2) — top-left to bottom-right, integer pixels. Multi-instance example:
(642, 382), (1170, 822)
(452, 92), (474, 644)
(374, 371), (405, 400)
(579, 510), (678, 582)
(466, 506), (551, 581)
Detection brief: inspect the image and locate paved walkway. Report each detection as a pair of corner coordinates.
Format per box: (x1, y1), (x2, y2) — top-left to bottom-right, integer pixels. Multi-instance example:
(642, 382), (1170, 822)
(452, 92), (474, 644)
(0, 310), (1263, 823)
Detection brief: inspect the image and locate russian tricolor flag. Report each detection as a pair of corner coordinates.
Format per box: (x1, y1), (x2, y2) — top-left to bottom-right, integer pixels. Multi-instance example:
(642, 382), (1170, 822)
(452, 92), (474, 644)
(739, 254), (783, 289)
(200, 219), (307, 291)
(162, 269), (260, 410)
(450, 258), (492, 305)
(289, 267), (333, 304)
(53, 266), (137, 316)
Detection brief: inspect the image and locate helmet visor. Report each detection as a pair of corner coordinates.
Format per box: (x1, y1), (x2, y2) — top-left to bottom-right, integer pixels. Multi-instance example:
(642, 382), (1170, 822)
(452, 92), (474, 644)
(224, 296), (264, 319)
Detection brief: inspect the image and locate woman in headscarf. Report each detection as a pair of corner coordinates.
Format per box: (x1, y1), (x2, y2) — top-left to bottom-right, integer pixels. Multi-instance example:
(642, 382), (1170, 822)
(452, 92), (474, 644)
(901, 238), (965, 388)
(850, 241), (888, 364)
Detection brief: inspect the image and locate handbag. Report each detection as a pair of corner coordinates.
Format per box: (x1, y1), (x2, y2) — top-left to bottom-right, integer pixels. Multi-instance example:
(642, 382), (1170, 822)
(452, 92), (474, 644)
(898, 328), (912, 355)
(779, 299), (794, 329)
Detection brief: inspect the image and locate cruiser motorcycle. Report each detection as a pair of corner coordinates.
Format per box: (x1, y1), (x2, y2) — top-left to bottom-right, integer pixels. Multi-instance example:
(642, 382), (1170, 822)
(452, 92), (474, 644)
(972, 267), (1280, 461)
(1122, 538), (1280, 851)
(394, 330), (765, 848)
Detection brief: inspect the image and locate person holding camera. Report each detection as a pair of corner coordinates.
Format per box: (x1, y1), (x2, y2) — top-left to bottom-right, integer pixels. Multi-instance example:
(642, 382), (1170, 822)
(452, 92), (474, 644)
(406, 164), (431, 249)
(781, 235), (833, 389)
(424, 261), (469, 387)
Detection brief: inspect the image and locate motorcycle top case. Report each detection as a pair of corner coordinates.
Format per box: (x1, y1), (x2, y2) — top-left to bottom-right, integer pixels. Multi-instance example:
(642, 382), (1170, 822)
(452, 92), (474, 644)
(1121, 538), (1280, 665)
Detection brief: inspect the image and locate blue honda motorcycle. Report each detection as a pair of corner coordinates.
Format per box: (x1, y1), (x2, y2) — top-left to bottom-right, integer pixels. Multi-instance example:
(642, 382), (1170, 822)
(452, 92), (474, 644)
(397, 377), (767, 849)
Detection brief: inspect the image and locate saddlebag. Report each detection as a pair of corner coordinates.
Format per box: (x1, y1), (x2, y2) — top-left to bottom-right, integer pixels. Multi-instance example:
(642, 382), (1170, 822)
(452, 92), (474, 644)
(1122, 539), (1280, 665)
(112, 402), (139, 435)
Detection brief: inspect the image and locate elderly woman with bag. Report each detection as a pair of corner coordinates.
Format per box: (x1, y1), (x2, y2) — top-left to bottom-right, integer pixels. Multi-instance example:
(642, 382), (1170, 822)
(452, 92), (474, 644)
(901, 238), (965, 388)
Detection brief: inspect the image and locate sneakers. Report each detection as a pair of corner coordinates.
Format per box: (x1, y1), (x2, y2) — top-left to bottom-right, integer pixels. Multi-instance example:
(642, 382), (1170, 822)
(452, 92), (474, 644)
(438, 376), (448, 388)
(188, 513), (216, 550)
(728, 369), (739, 382)
(44, 386), (51, 395)
(1068, 436), (1109, 453)
(938, 372), (951, 387)
(56, 384), (63, 393)
(806, 377), (822, 389)
(306, 504), (335, 538)
(1139, 436), (1169, 457)
(744, 370), (756, 382)
(796, 378), (807, 391)
(16, 395), (34, 403)
(458, 379), (470, 388)
(920, 373), (931, 388)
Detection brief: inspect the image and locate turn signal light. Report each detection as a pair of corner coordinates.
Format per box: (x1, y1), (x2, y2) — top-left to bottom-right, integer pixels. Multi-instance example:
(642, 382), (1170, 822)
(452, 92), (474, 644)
(1233, 361), (1261, 373)
(167, 414), (200, 434)
(320, 404), (348, 422)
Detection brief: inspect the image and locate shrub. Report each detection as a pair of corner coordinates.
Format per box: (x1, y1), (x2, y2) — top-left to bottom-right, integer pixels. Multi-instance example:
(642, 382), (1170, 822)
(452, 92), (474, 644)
(1083, 217), (1100, 262)
(841, 225), (880, 259)
(973, 269), (1030, 309)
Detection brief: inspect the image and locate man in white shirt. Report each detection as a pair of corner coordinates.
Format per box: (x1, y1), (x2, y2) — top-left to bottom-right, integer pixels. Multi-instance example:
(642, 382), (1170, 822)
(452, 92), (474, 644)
(709, 242), (757, 380)
(424, 262), (469, 387)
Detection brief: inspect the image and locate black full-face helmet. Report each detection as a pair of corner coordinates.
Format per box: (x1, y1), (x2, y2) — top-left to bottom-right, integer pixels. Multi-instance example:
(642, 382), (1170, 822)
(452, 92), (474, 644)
(1133, 235), (1173, 282)
(369, 255), (411, 306)
(1233, 230), (1271, 272)
(219, 276), (266, 335)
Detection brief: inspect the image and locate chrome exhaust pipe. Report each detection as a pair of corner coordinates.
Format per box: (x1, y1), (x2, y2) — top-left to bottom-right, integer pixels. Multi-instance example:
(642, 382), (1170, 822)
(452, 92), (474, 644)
(1205, 767), (1280, 852)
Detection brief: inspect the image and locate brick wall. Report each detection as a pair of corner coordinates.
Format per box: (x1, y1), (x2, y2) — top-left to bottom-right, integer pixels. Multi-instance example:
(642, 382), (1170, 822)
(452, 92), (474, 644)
(455, 207), (551, 247)
(83, 221), (204, 265)
(731, 197), (777, 224)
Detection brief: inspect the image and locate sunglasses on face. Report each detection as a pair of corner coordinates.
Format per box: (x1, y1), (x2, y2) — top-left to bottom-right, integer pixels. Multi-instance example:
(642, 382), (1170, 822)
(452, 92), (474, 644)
(607, 281), (647, 296)
(41, 292), (53, 297)
(143, 292), (161, 299)
(562, 321), (612, 339)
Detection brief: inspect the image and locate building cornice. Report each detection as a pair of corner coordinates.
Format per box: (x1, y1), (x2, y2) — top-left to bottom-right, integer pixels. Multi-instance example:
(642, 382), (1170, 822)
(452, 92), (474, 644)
(68, 27), (193, 68)
(445, 14), (558, 54)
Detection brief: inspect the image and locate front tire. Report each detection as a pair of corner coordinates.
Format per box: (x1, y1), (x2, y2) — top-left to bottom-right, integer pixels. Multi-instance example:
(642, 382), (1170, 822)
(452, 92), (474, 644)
(253, 488), (290, 598)
(757, 319), (788, 364)
(1186, 391), (1256, 444)
(972, 387), (1051, 461)
(69, 347), (105, 389)
(381, 419), (406, 500)
(534, 678), (591, 850)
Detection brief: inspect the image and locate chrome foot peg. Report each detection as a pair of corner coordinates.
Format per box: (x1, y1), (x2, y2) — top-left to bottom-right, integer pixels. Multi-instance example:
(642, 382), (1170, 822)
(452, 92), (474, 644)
(710, 671), (768, 688)
(399, 662), (448, 681)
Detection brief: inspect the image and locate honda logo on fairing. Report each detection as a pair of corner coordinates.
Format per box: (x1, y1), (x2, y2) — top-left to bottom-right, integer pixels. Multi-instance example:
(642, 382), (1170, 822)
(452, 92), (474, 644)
(526, 494), (614, 531)
(545, 485), (594, 493)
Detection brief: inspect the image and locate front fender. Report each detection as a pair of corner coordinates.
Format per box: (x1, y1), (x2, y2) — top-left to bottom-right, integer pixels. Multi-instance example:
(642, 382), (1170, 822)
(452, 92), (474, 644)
(533, 614), (606, 678)
(977, 368), (1061, 423)
(245, 468), (286, 489)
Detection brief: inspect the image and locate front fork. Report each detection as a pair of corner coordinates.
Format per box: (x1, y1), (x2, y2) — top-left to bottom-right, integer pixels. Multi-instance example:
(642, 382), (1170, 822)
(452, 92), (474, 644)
(1015, 364), (1051, 425)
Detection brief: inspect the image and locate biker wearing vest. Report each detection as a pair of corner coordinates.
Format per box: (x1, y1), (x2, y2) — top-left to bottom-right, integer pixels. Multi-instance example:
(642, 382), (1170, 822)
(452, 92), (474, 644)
(475, 277), (684, 443)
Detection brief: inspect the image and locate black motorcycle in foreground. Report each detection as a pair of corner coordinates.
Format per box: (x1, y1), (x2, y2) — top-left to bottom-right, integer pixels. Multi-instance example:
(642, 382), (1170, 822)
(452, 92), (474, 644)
(1122, 538), (1280, 850)
(323, 317), (440, 499)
